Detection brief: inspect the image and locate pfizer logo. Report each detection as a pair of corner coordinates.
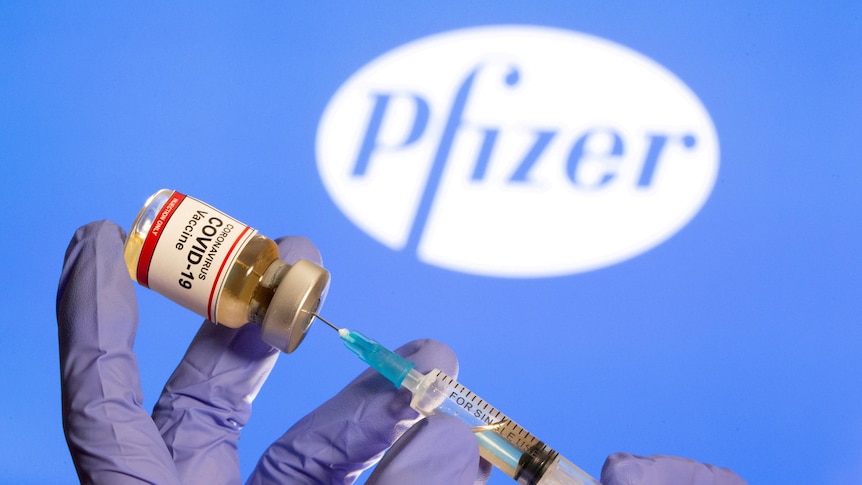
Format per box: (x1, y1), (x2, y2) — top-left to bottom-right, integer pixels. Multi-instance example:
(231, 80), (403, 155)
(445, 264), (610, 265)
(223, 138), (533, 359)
(316, 26), (719, 277)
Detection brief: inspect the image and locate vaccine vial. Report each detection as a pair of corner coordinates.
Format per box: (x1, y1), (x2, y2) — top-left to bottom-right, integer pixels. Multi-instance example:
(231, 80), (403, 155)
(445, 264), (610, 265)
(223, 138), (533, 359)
(123, 189), (330, 353)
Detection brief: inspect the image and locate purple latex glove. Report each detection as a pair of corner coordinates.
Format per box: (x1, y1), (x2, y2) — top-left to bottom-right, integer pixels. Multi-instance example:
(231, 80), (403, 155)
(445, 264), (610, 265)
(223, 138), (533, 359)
(246, 345), (491, 485)
(57, 220), (488, 484)
(601, 453), (747, 485)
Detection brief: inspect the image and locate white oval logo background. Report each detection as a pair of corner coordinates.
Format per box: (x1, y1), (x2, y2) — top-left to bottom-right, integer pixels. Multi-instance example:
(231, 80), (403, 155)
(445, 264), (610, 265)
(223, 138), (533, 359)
(316, 26), (719, 277)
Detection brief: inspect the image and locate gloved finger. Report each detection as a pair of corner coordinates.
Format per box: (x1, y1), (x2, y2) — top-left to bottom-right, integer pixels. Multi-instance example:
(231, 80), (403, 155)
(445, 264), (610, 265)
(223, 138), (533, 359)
(57, 220), (180, 484)
(152, 236), (322, 483)
(366, 414), (492, 485)
(601, 453), (747, 485)
(246, 339), (458, 485)
(273, 235), (323, 266)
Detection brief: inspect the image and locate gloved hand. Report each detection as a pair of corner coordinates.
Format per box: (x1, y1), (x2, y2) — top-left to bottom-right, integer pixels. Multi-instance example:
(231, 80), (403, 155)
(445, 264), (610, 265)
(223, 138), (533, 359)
(601, 453), (746, 484)
(58, 221), (743, 485)
(57, 220), (489, 485)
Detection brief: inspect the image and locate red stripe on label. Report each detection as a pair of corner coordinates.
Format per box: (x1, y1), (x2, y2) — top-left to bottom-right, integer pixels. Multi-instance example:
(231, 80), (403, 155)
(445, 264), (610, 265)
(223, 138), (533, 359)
(206, 225), (252, 322)
(137, 191), (186, 287)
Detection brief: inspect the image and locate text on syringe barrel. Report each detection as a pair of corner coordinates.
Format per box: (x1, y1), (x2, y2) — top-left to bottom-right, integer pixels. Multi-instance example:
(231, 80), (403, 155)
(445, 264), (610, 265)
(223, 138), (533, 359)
(409, 369), (559, 483)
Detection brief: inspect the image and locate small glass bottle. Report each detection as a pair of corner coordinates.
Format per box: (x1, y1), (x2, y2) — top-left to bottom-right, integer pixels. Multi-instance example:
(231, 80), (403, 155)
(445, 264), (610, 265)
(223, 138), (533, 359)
(124, 189), (330, 353)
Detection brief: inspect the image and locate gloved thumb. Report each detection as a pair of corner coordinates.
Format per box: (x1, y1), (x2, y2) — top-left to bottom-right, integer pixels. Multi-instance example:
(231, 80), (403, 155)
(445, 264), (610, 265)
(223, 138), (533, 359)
(601, 453), (747, 485)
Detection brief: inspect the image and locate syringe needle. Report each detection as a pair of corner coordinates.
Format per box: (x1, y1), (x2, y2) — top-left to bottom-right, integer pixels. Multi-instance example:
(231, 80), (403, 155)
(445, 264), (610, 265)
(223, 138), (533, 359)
(311, 312), (340, 332)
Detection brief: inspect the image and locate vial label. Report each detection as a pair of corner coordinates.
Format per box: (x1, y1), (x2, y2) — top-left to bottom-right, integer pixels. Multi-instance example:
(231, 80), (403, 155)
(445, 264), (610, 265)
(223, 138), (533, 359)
(136, 191), (257, 321)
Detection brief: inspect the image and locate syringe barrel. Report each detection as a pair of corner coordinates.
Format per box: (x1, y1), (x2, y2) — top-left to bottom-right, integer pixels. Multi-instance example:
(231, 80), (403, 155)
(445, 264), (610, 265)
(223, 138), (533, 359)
(535, 454), (599, 485)
(402, 369), (599, 485)
(335, 329), (597, 483)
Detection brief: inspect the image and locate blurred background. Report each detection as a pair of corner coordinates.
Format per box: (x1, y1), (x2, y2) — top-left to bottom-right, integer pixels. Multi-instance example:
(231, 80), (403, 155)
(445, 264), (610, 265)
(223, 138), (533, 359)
(1, 2), (859, 483)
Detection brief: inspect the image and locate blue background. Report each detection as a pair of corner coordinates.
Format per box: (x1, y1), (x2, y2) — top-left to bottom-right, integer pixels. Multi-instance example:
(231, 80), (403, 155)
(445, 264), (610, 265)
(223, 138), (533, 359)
(2, 2), (860, 483)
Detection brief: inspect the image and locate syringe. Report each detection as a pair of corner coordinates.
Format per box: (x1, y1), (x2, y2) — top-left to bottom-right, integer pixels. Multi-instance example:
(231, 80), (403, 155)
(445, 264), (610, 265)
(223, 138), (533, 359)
(312, 314), (600, 485)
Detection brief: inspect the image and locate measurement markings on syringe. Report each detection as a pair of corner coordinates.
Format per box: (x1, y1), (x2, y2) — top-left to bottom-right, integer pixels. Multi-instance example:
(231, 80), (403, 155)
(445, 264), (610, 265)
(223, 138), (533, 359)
(439, 371), (540, 451)
(440, 372), (500, 425)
